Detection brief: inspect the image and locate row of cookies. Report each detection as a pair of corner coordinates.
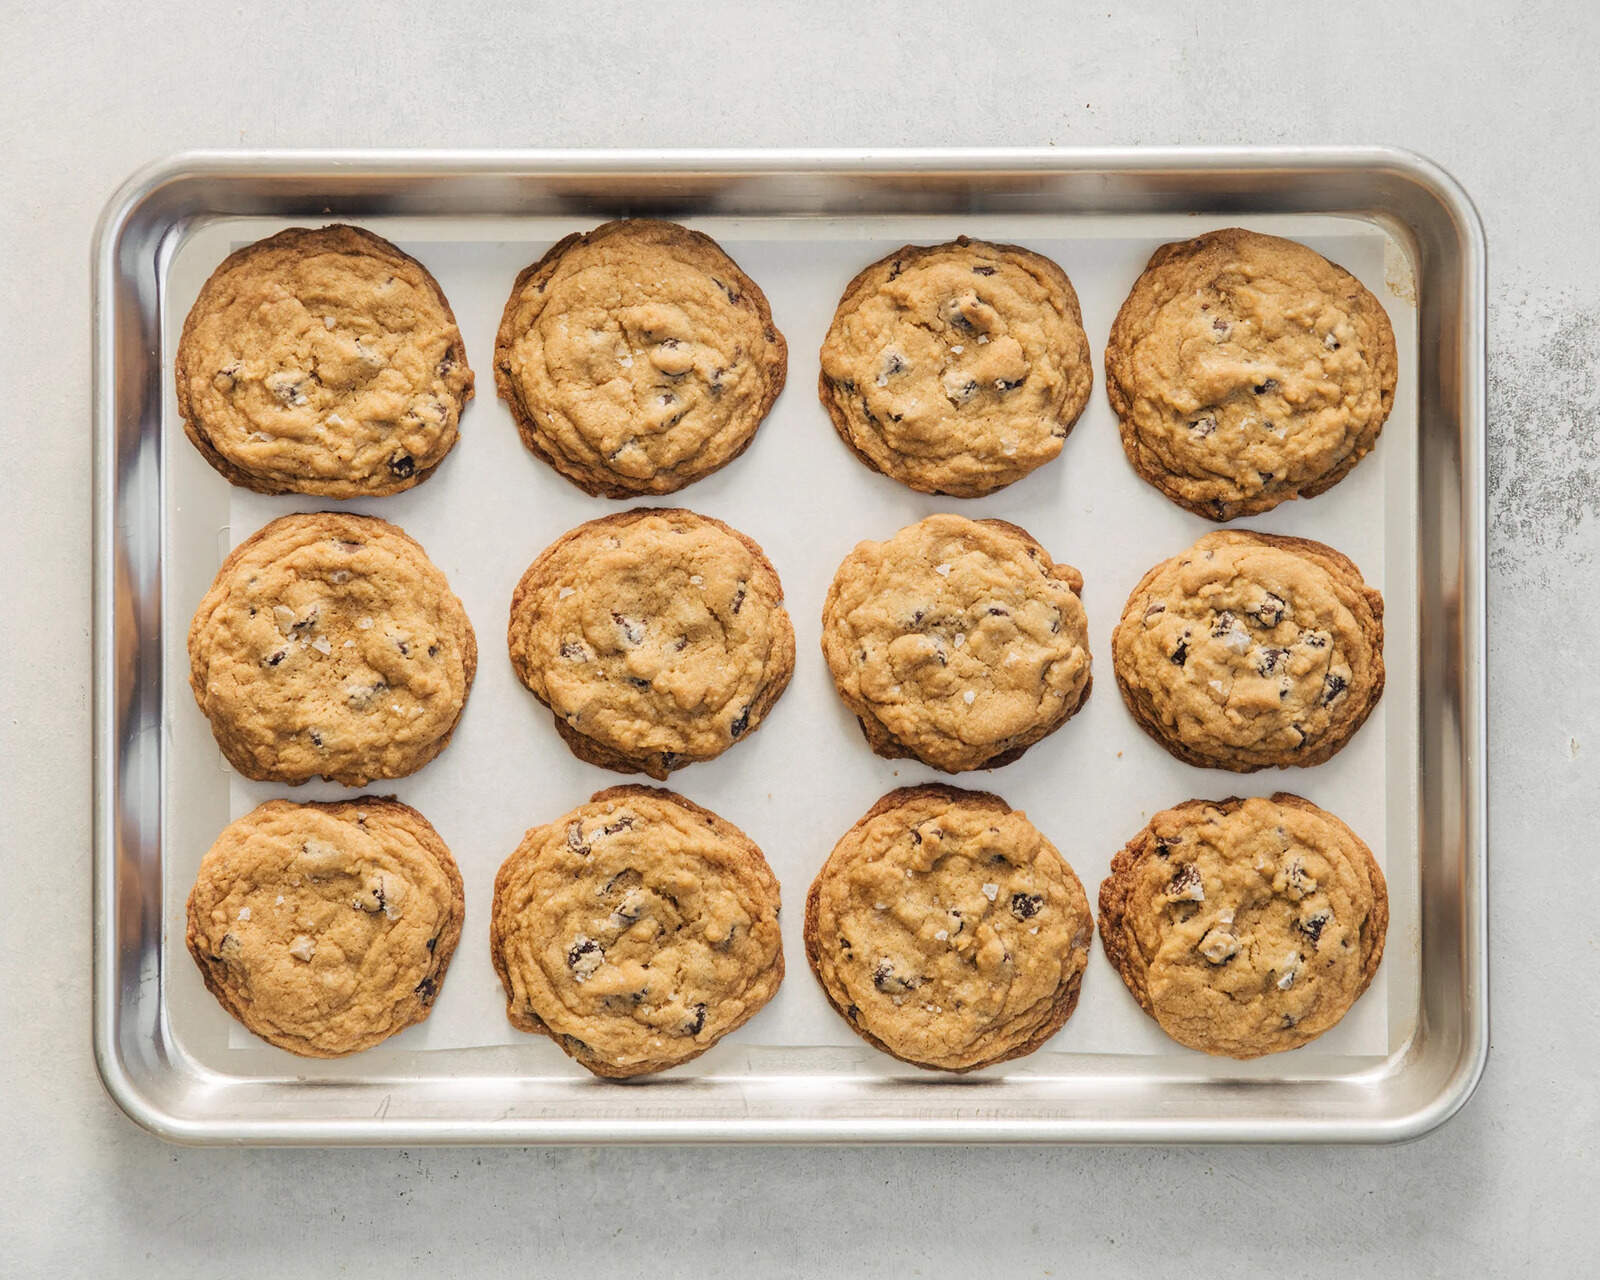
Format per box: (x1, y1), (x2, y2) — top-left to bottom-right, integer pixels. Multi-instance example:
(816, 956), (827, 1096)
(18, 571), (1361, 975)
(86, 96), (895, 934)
(188, 783), (1386, 1072)
(188, 509), (1381, 786)
(177, 220), (1396, 516)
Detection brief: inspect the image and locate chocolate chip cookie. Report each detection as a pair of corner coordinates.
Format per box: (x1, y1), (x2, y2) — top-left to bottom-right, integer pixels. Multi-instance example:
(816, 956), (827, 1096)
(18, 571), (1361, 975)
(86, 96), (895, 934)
(1112, 531), (1383, 771)
(1098, 793), (1387, 1058)
(820, 514), (1091, 772)
(186, 797), (464, 1057)
(805, 786), (1091, 1071)
(175, 224), (473, 497)
(490, 786), (784, 1078)
(818, 237), (1093, 497)
(508, 508), (794, 779)
(494, 219), (787, 497)
(188, 512), (477, 786)
(1105, 228), (1397, 520)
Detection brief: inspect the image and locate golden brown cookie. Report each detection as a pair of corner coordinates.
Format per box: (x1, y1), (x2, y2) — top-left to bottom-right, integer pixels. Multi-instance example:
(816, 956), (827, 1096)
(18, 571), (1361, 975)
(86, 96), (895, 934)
(1112, 531), (1383, 772)
(805, 785), (1092, 1072)
(820, 514), (1091, 772)
(1105, 228), (1397, 520)
(490, 786), (784, 1078)
(188, 512), (477, 786)
(185, 797), (464, 1057)
(818, 237), (1093, 497)
(175, 224), (473, 497)
(494, 219), (787, 497)
(508, 508), (794, 779)
(1098, 793), (1387, 1058)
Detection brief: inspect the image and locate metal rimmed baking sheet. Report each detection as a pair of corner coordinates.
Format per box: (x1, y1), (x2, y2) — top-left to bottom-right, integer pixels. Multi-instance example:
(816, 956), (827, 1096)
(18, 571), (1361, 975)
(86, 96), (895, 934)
(93, 149), (1486, 1143)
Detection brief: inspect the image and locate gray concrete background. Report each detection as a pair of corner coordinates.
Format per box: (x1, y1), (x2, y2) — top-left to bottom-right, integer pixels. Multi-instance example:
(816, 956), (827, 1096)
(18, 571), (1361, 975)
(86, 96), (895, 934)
(3, 2), (1593, 1274)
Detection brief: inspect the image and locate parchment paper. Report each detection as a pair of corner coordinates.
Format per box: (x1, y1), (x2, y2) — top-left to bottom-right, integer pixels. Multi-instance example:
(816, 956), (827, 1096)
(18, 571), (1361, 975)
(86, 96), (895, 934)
(160, 210), (1418, 1079)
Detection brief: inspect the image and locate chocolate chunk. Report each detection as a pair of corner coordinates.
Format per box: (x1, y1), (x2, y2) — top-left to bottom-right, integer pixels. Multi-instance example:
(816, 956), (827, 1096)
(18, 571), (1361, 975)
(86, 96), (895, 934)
(1253, 378), (1279, 395)
(1255, 647), (1288, 676)
(566, 937), (603, 973)
(972, 264), (997, 276)
(1321, 673), (1348, 705)
(872, 961), (919, 994)
(1171, 637), (1189, 666)
(611, 612), (644, 645)
(1010, 893), (1044, 920)
(1250, 593), (1287, 627)
(599, 816), (635, 837)
(566, 821), (591, 857)
(730, 587), (745, 615)
(388, 454), (416, 479)
(1189, 415), (1218, 437)
(729, 705), (751, 738)
(264, 649), (287, 667)
(683, 1003), (707, 1036)
(414, 977), (436, 1001)
(1168, 863), (1203, 900)
(1297, 912), (1329, 944)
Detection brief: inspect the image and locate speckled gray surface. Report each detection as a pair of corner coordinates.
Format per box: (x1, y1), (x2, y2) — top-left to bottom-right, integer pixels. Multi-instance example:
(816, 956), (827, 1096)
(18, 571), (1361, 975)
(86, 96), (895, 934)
(3, 1), (1596, 1274)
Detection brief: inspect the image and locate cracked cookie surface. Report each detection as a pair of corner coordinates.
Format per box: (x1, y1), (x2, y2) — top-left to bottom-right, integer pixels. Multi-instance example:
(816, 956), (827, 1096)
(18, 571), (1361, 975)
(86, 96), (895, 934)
(508, 508), (794, 779)
(805, 786), (1091, 1071)
(1105, 228), (1397, 520)
(1112, 530), (1383, 771)
(188, 512), (477, 786)
(819, 237), (1092, 497)
(821, 514), (1091, 772)
(176, 225), (473, 497)
(1098, 793), (1387, 1058)
(490, 786), (784, 1078)
(185, 797), (465, 1057)
(494, 219), (787, 497)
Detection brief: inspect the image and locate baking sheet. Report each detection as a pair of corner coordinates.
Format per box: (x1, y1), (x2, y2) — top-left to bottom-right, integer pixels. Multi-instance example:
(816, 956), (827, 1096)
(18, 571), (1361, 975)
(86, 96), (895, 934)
(159, 212), (1418, 1079)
